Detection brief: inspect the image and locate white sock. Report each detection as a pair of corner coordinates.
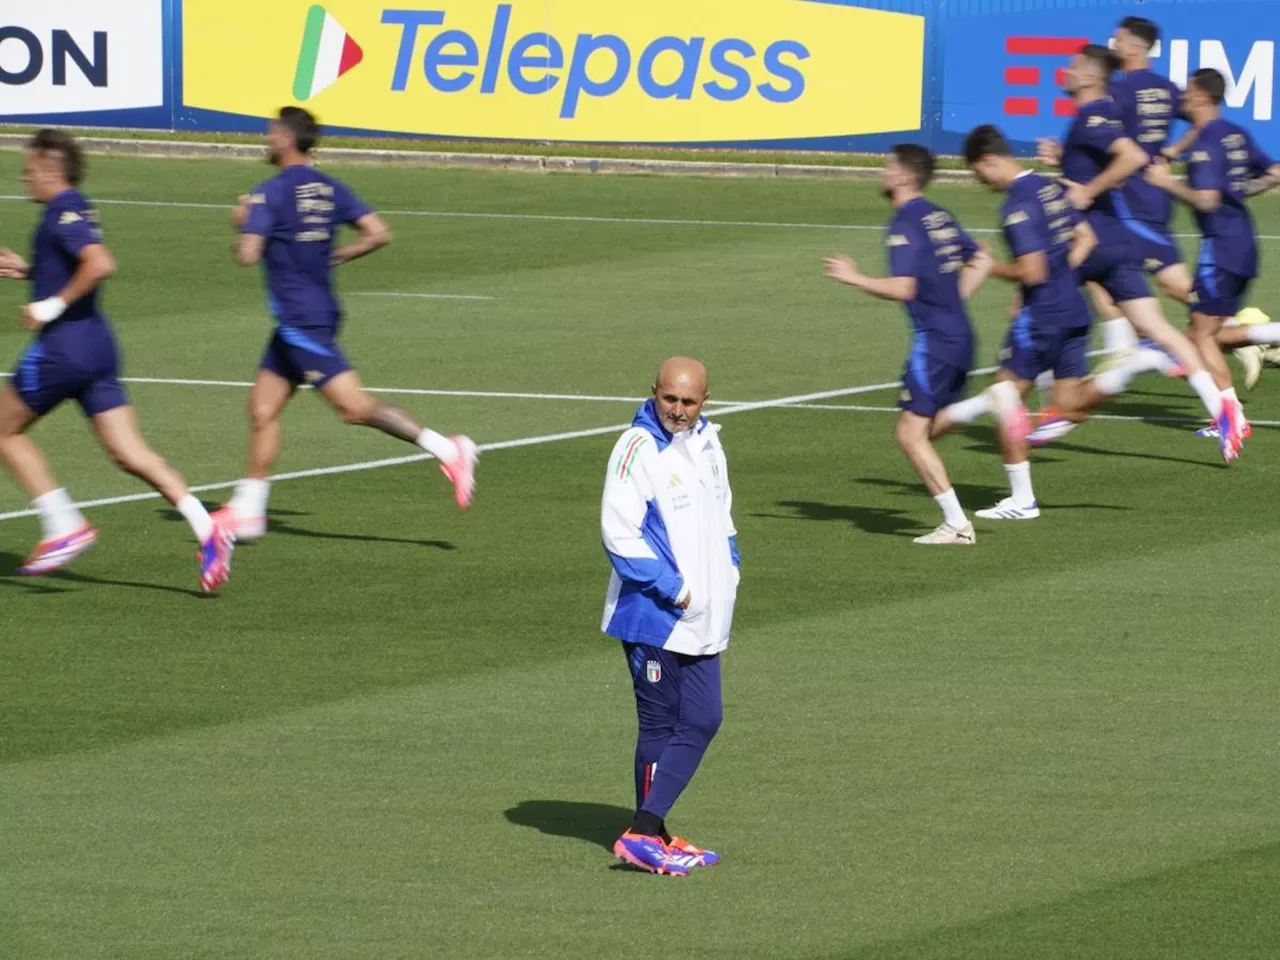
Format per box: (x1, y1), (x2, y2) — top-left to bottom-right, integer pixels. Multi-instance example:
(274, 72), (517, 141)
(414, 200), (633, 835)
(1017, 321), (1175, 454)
(230, 478), (270, 520)
(1095, 347), (1168, 395)
(1187, 370), (1223, 418)
(1102, 317), (1139, 353)
(934, 488), (967, 528)
(1223, 387), (1240, 405)
(944, 393), (992, 424)
(416, 428), (458, 462)
(176, 494), (215, 543)
(1004, 461), (1036, 508)
(1246, 323), (1280, 344)
(32, 488), (85, 541)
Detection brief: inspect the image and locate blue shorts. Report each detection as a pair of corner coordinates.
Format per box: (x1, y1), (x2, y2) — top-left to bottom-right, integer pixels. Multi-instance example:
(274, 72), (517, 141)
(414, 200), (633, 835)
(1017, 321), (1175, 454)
(1191, 257), (1252, 319)
(260, 325), (351, 387)
(1080, 247), (1152, 304)
(900, 347), (972, 418)
(1120, 220), (1183, 276)
(10, 341), (128, 418)
(1002, 314), (1091, 381)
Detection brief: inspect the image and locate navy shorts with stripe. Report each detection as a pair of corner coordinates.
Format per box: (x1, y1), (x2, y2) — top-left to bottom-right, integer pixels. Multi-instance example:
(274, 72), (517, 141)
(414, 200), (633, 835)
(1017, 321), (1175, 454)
(1191, 242), (1251, 318)
(1002, 313), (1091, 382)
(1079, 245), (1152, 304)
(11, 341), (128, 418)
(899, 336), (973, 418)
(1121, 220), (1183, 276)
(260, 325), (351, 387)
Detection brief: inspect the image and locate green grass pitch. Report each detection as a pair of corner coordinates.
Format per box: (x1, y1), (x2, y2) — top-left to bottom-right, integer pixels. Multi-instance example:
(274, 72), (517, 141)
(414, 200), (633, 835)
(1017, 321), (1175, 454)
(3, 154), (1280, 959)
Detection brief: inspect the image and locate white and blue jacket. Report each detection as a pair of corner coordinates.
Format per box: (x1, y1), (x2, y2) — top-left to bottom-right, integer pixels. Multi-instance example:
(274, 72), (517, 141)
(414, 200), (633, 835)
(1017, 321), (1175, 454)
(601, 400), (740, 657)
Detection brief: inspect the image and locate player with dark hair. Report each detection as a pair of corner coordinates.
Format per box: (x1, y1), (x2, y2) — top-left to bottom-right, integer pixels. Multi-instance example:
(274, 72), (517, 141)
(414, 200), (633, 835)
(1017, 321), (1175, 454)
(825, 144), (993, 543)
(213, 107), (478, 540)
(1111, 18), (1280, 393)
(944, 124), (1196, 514)
(1147, 68), (1280, 456)
(0, 130), (235, 587)
(1033, 44), (1229, 449)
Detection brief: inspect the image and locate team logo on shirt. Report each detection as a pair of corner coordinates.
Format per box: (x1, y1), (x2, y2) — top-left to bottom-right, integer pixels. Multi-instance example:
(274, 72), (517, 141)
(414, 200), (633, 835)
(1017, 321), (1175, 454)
(1004, 210), (1029, 226)
(887, 234), (909, 247)
(58, 211), (82, 225)
(668, 473), (683, 489)
(645, 661), (662, 683)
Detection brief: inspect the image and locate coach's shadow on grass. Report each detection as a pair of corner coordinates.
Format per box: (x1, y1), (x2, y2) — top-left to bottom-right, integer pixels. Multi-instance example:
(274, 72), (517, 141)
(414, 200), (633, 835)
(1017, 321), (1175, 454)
(504, 800), (632, 852)
(0, 550), (206, 598)
(161, 507), (457, 551)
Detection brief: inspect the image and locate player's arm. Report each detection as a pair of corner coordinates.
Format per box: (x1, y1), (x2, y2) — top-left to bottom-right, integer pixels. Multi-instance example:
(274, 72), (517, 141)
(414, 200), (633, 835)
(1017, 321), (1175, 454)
(601, 435), (689, 608)
(824, 253), (917, 301)
(234, 189), (271, 267)
(1064, 136), (1149, 210)
(1036, 138), (1063, 168)
(1161, 124), (1199, 162)
(1243, 164), (1280, 197)
(958, 239), (994, 301)
(1146, 153), (1222, 212)
(1067, 219), (1097, 270)
(22, 212), (116, 330)
(331, 213), (392, 266)
(719, 445), (739, 571)
(0, 247), (30, 280)
(234, 233), (266, 267)
(989, 251), (1048, 286)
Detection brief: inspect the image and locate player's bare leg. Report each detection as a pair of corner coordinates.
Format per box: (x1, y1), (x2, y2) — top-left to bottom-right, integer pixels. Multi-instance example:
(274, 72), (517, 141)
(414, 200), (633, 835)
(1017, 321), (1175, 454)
(896, 411), (973, 544)
(1151, 264), (1270, 389)
(319, 370), (477, 508)
(213, 370), (294, 542)
(92, 404), (234, 591)
(0, 384), (98, 574)
(1189, 311), (1247, 459)
(1087, 283), (1140, 359)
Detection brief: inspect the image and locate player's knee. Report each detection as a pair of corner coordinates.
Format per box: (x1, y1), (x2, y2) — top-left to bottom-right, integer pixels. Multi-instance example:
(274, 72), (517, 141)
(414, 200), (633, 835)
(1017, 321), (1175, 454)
(107, 444), (148, 477)
(687, 703), (723, 744)
(341, 397), (378, 426)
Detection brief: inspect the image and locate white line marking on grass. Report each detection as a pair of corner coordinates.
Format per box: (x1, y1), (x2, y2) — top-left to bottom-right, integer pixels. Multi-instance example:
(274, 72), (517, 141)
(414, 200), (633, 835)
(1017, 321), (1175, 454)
(4, 195), (1278, 241)
(348, 292), (496, 301)
(0, 380), (902, 524)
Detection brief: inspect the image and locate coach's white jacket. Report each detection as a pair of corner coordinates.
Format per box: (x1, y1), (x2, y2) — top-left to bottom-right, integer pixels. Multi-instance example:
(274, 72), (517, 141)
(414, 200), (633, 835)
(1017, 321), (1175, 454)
(601, 400), (740, 657)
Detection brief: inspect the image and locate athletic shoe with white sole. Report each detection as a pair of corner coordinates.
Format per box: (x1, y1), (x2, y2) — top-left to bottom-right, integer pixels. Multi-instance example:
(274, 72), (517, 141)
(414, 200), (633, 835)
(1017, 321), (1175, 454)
(17, 523), (99, 576)
(913, 522), (976, 545)
(440, 435), (478, 509)
(1234, 345), (1264, 390)
(975, 498), (1040, 521)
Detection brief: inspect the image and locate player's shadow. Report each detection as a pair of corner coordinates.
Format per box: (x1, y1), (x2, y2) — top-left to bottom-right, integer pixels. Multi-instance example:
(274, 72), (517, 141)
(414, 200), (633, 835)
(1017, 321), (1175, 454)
(0, 550), (207, 598)
(504, 800), (632, 852)
(160, 507), (457, 551)
(855, 476), (1008, 507)
(753, 501), (922, 538)
(1046, 439), (1224, 469)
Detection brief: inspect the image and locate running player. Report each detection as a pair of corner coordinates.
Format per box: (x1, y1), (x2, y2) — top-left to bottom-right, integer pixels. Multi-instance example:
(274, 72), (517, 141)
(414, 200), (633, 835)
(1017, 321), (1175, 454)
(0, 130), (234, 589)
(1146, 68), (1280, 457)
(1110, 17), (1279, 389)
(944, 124), (1222, 517)
(824, 144), (992, 545)
(1035, 44), (1225, 442)
(213, 108), (477, 540)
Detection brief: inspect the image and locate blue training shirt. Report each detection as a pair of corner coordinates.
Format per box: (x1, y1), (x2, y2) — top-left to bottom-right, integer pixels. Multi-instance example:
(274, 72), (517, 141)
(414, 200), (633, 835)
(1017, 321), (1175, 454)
(241, 165), (373, 331)
(1111, 68), (1184, 226)
(1061, 96), (1132, 240)
(885, 196), (978, 357)
(1186, 117), (1276, 279)
(1001, 172), (1091, 329)
(28, 188), (116, 367)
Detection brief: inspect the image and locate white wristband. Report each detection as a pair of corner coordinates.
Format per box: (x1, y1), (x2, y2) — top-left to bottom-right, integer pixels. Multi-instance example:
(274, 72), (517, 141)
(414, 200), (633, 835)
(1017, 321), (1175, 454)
(28, 297), (67, 325)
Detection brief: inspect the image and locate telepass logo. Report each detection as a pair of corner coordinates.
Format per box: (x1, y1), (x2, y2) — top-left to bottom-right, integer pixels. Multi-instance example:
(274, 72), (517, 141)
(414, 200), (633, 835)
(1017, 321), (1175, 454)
(293, 4), (364, 101)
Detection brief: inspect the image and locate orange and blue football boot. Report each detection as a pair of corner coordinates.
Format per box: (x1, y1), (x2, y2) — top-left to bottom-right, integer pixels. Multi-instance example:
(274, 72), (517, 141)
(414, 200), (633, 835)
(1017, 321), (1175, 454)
(613, 830), (688, 877)
(198, 520), (236, 593)
(668, 836), (720, 868)
(17, 523), (98, 576)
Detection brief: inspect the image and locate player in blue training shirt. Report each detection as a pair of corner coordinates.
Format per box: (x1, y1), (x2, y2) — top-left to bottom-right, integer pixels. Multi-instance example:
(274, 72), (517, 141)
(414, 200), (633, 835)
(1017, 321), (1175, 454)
(1147, 68), (1280, 458)
(1112, 17), (1280, 393)
(1035, 45), (1227, 443)
(0, 130), (234, 589)
(949, 125), (1210, 514)
(212, 108), (478, 541)
(825, 144), (992, 544)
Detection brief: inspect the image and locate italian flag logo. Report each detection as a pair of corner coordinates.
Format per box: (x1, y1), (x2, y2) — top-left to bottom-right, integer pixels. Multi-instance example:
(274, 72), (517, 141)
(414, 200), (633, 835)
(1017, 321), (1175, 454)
(293, 5), (364, 102)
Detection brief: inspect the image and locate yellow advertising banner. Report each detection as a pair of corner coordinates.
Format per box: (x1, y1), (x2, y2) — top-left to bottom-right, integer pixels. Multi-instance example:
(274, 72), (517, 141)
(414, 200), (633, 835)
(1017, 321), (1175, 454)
(183, 0), (924, 143)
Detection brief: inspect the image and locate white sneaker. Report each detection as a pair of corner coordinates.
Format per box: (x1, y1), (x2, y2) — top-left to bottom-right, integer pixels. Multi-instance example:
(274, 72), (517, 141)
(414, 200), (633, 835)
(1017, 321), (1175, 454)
(913, 522), (976, 545)
(975, 497), (1040, 520)
(1234, 345), (1264, 390)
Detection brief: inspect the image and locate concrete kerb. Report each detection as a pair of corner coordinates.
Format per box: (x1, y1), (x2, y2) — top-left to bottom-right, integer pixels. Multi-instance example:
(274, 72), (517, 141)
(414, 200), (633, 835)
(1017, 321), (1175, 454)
(0, 133), (975, 182)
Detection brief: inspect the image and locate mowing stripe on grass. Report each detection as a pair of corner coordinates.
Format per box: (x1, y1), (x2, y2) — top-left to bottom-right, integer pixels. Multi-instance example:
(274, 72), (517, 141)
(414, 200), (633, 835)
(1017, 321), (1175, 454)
(347, 292), (497, 301)
(0, 380), (903, 523)
(3, 195), (1278, 241)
